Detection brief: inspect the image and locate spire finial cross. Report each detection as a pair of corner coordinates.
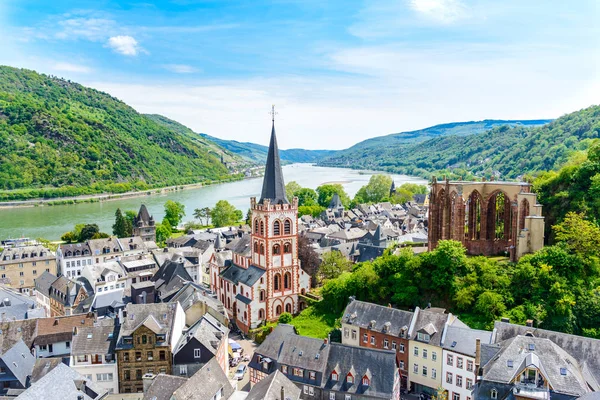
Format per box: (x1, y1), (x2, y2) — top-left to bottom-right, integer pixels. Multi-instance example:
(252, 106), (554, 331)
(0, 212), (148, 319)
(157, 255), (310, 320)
(269, 104), (278, 123)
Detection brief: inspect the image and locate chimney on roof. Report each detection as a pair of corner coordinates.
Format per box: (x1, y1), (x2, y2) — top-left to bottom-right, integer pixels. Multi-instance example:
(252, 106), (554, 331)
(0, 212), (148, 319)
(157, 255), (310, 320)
(281, 385), (285, 400)
(475, 338), (481, 383)
(73, 327), (78, 336)
(500, 317), (510, 323)
(526, 319), (533, 327)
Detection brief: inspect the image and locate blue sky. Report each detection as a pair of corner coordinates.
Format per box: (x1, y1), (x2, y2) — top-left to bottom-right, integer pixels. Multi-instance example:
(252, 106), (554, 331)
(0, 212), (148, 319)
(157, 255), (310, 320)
(1, 0), (598, 149)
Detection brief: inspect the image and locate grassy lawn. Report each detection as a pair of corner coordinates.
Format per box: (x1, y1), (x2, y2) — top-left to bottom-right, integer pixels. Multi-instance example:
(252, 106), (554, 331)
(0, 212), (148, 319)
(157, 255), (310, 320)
(169, 231), (185, 239)
(290, 306), (340, 339)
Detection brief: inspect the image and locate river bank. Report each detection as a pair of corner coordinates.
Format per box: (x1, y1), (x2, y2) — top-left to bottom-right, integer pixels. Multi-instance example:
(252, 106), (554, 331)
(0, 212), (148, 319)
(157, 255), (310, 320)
(0, 175), (255, 209)
(0, 164), (428, 240)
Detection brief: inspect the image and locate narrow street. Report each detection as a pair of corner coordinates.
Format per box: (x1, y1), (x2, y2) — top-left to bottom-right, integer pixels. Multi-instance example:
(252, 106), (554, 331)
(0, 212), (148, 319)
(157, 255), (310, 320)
(228, 332), (258, 392)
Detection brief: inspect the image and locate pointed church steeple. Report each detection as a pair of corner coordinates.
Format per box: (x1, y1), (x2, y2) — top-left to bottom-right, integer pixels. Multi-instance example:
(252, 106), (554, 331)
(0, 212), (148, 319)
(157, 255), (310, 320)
(259, 107), (289, 205)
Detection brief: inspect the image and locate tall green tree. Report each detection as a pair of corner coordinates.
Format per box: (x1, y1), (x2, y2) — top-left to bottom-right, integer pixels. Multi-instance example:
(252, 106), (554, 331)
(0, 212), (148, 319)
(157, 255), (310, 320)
(164, 200), (186, 228)
(285, 181), (302, 200)
(319, 250), (352, 282)
(112, 208), (130, 238)
(353, 174), (393, 204)
(79, 224), (100, 242)
(193, 207), (211, 226)
(316, 184), (350, 208)
(295, 188), (318, 206)
(211, 200), (242, 227)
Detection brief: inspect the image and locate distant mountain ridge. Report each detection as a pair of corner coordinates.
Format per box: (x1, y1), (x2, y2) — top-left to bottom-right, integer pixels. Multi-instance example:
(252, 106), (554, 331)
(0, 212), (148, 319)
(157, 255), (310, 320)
(200, 133), (337, 164)
(319, 107), (600, 180)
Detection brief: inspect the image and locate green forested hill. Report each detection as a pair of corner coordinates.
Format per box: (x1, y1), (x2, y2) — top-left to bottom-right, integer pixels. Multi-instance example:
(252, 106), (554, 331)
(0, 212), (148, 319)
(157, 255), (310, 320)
(201, 133), (337, 164)
(319, 108), (599, 180)
(0, 66), (237, 200)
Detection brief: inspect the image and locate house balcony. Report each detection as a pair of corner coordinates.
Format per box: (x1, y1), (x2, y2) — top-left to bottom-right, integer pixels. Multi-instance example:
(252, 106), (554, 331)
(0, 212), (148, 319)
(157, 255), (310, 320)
(513, 383), (550, 400)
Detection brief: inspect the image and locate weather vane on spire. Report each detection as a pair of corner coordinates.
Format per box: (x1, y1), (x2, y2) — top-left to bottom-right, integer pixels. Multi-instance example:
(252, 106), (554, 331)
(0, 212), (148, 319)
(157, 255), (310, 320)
(269, 104), (278, 123)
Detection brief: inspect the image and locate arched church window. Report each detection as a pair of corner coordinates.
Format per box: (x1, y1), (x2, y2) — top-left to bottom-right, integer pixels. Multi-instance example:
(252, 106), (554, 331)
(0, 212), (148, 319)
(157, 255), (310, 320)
(274, 274), (281, 291)
(274, 220), (281, 236)
(276, 305), (282, 316)
(284, 219), (292, 235)
(258, 309), (265, 320)
(254, 219), (259, 234)
(273, 244), (281, 255)
(259, 290), (265, 301)
(254, 242), (259, 253)
(260, 243), (265, 255)
(260, 221), (265, 236)
(285, 303), (292, 313)
(284, 242), (291, 253)
(284, 272), (291, 289)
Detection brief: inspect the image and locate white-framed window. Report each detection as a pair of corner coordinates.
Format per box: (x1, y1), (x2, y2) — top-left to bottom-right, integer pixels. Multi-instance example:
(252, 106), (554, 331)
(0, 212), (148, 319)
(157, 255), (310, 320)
(413, 364), (418, 373)
(304, 386), (309, 395)
(417, 332), (430, 342)
(423, 348), (428, 359)
(447, 354), (454, 366)
(180, 365), (187, 375)
(346, 374), (354, 384)
(413, 346), (419, 356)
(194, 349), (201, 358)
(363, 333), (368, 343)
(432, 368), (437, 379)
(309, 371), (316, 380)
(422, 366), (427, 376)
(452, 393), (460, 400)
(466, 378), (473, 390)
(384, 339), (389, 349)
(457, 357), (463, 369)
(351, 330), (357, 340)
(370, 336), (375, 345)
(344, 328), (349, 338)
(491, 389), (497, 400)
(293, 368), (303, 377)
(446, 372), (453, 384)
(309, 386), (314, 396)
(399, 360), (405, 369)
(96, 373), (113, 382)
(329, 393), (335, 400)
(400, 343), (405, 353)
(345, 395), (351, 400)
(467, 360), (474, 372)
(281, 365), (288, 374)
(392, 341), (397, 350)
(39, 345), (47, 351)
(456, 375), (463, 387)
(432, 351), (437, 361)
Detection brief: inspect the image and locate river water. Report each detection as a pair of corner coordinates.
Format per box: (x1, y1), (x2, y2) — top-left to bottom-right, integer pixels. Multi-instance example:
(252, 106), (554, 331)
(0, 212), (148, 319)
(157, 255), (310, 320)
(0, 164), (427, 240)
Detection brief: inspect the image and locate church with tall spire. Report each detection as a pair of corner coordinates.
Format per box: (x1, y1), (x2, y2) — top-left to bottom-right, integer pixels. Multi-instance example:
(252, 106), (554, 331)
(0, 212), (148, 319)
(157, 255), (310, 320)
(209, 109), (311, 333)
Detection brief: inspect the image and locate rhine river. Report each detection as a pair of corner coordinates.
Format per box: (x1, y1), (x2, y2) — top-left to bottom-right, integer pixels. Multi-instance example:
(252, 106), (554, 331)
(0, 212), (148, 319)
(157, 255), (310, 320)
(0, 164), (427, 241)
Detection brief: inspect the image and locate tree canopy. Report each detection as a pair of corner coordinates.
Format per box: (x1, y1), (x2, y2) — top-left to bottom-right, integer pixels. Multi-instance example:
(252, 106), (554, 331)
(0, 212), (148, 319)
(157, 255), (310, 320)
(211, 200), (242, 227)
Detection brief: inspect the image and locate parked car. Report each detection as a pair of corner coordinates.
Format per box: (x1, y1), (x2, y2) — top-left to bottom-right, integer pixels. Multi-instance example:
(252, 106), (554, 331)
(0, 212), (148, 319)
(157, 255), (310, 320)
(234, 364), (247, 380)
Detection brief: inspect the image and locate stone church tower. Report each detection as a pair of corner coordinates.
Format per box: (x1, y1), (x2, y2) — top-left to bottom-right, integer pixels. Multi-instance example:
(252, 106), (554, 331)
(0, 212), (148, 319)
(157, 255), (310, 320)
(250, 119), (309, 321)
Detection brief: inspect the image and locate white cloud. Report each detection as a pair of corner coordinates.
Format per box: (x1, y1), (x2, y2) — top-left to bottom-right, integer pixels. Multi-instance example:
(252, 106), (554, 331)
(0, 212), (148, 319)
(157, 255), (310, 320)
(408, 0), (468, 23)
(106, 35), (143, 56)
(162, 64), (199, 74)
(55, 17), (116, 41)
(52, 62), (92, 73)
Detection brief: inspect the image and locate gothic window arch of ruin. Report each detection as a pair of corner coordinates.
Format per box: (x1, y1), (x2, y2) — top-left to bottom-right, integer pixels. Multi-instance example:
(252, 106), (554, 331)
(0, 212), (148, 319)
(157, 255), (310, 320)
(465, 190), (483, 241)
(520, 198), (530, 230)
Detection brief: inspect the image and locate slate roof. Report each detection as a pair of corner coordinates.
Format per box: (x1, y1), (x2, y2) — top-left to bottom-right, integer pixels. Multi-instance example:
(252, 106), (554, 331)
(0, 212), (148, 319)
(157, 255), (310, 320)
(117, 303), (177, 347)
(2, 339), (35, 386)
(71, 318), (116, 356)
(259, 121), (289, 205)
(87, 236), (122, 256)
(30, 357), (65, 384)
(91, 289), (126, 310)
(0, 245), (54, 264)
(246, 370), (301, 400)
(170, 282), (224, 316)
(323, 343), (397, 399)
(143, 374), (188, 400)
(478, 335), (592, 398)
(220, 264), (265, 287)
(226, 234), (252, 257)
(35, 314), (95, 346)
(235, 293), (252, 305)
(174, 314), (227, 358)
(278, 334), (331, 375)
(49, 276), (82, 307)
(212, 251), (233, 268)
(492, 320), (600, 389)
(0, 319), (37, 353)
(152, 257), (193, 299)
(17, 362), (107, 400)
(409, 307), (450, 347)
(252, 324), (297, 361)
(328, 228), (367, 241)
(34, 271), (58, 295)
(441, 325), (493, 357)
(328, 193), (343, 209)
(59, 242), (91, 258)
(343, 300), (413, 338)
(136, 204), (153, 225)
(172, 357), (234, 400)
(0, 288), (36, 321)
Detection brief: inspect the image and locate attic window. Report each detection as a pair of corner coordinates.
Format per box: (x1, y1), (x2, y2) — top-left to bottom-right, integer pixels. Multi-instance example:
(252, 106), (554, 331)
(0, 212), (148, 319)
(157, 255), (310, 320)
(528, 343), (535, 351)
(451, 341), (457, 348)
(298, 351), (303, 356)
(87, 334), (93, 339)
(507, 360), (513, 368)
(491, 389), (498, 399)
(560, 368), (567, 376)
(347, 373), (354, 384)
(331, 371), (338, 381)
(362, 376), (370, 386)
(315, 354), (320, 359)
